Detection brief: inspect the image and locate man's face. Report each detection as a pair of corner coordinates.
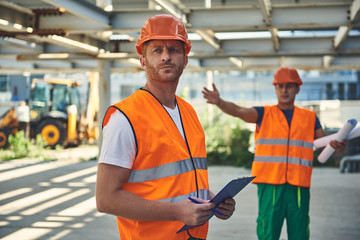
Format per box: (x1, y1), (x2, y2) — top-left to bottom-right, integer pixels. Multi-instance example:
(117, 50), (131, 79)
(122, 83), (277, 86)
(140, 40), (188, 83)
(274, 83), (299, 105)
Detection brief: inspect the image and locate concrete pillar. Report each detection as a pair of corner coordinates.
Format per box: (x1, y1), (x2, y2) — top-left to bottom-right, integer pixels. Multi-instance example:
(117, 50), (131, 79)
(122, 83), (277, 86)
(97, 59), (111, 150)
(344, 83), (349, 100)
(206, 70), (214, 124)
(357, 71), (360, 100)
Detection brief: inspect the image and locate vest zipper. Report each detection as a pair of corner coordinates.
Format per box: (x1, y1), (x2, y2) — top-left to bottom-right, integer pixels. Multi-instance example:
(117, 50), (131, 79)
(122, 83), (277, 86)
(286, 119), (291, 184)
(175, 102), (200, 198)
(182, 123), (200, 198)
(186, 145), (199, 197)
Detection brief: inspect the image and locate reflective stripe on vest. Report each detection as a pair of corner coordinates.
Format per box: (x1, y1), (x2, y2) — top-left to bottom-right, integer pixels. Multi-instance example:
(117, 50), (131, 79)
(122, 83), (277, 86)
(105, 89), (209, 239)
(251, 105), (315, 187)
(254, 156), (313, 167)
(128, 157), (207, 183)
(256, 138), (314, 149)
(254, 138), (314, 168)
(159, 189), (210, 203)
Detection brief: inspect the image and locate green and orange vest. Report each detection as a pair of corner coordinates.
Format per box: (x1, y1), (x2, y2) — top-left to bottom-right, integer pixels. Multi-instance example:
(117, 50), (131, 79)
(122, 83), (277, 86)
(251, 105), (316, 188)
(102, 89), (209, 239)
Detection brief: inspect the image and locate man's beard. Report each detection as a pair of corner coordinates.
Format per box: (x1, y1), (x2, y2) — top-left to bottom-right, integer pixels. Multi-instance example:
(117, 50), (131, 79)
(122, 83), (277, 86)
(145, 60), (184, 82)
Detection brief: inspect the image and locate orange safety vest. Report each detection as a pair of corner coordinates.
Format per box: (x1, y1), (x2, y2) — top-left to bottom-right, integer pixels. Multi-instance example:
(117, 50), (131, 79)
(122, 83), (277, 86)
(102, 89), (209, 240)
(251, 105), (316, 188)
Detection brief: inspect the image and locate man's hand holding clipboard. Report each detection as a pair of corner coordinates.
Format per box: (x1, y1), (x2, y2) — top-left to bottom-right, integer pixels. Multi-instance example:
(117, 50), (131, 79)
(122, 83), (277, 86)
(177, 176), (256, 233)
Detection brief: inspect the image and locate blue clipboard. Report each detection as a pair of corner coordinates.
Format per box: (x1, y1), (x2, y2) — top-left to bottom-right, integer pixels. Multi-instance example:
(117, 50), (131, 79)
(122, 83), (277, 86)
(177, 176), (256, 233)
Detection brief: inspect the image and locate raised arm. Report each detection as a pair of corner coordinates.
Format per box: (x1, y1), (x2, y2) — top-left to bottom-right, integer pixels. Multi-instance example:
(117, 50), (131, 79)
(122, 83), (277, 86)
(96, 163), (215, 226)
(202, 83), (258, 123)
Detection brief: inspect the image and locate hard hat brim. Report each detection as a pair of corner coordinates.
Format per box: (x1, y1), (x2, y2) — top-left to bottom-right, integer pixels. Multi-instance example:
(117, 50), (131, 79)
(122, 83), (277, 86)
(136, 36), (191, 55)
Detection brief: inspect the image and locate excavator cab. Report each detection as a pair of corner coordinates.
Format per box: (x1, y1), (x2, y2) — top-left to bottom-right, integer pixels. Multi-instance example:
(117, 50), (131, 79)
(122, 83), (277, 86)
(30, 80), (81, 120)
(29, 79), (81, 148)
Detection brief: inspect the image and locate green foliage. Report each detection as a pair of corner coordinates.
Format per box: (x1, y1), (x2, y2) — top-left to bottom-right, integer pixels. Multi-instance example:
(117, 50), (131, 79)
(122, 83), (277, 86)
(200, 108), (254, 168)
(8, 130), (29, 158)
(35, 133), (46, 149)
(180, 86), (189, 99)
(227, 127), (254, 169)
(0, 131), (54, 161)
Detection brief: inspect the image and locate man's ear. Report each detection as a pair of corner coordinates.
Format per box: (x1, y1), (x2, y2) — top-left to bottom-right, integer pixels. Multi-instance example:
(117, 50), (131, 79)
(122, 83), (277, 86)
(183, 55), (188, 69)
(140, 56), (146, 70)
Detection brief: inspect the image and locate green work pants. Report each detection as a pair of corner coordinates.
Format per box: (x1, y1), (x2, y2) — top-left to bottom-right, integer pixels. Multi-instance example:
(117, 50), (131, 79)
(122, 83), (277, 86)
(187, 230), (205, 240)
(256, 183), (310, 240)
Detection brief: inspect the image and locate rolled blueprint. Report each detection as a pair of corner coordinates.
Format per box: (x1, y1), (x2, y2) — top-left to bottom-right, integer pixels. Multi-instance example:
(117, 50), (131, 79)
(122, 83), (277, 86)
(314, 126), (360, 149)
(317, 119), (357, 163)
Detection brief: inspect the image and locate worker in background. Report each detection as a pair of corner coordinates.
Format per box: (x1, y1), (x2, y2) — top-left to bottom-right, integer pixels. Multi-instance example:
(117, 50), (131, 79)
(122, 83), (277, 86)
(15, 100), (30, 139)
(11, 86), (19, 102)
(96, 14), (236, 240)
(202, 66), (346, 240)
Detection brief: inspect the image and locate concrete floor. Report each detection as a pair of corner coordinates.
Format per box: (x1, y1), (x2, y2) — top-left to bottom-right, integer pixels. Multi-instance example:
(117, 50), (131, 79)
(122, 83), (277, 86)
(0, 158), (359, 240)
(207, 166), (360, 240)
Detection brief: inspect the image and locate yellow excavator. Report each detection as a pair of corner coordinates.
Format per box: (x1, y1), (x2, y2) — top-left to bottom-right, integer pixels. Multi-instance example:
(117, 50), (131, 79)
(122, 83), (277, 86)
(0, 76), (99, 149)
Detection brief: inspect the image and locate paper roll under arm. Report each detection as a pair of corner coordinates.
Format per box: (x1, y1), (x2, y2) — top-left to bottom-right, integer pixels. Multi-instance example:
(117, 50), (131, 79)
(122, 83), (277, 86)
(347, 127), (360, 140)
(314, 134), (335, 149)
(317, 119), (357, 163)
(314, 127), (360, 149)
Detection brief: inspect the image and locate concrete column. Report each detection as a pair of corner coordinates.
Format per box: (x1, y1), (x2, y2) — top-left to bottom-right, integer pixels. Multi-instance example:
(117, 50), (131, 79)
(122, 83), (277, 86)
(97, 59), (111, 150)
(206, 70), (214, 124)
(357, 71), (360, 100)
(344, 83), (349, 100)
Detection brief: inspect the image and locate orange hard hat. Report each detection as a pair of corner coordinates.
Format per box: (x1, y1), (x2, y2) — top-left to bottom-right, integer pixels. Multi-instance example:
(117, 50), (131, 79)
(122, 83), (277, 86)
(136, 14), (192, 55)
(273, 67), (302, 86)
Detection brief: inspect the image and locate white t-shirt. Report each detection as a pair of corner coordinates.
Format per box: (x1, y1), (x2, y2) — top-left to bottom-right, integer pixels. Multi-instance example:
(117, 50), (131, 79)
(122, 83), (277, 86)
(98, 104), (184, 169)
(16, 105), (30, 122)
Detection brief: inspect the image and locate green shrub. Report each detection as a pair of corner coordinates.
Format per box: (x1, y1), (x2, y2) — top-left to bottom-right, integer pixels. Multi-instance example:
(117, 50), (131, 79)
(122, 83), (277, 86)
(227, 126), (254, 168)
(201, 108), (254, 168)
(8, 130), (30, 158)
(1, 131), (53, 161)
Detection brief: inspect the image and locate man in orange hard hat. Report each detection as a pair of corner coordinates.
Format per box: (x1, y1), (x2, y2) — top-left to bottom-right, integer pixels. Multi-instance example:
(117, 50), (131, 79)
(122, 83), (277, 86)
(96, 14), (236, 240)
(202, 66), (346, 240)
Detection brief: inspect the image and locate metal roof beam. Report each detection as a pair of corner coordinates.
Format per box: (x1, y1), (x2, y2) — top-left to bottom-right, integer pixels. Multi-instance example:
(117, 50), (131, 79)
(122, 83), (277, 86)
(189, 8), (264, 30)
(37, 13), (108, 32)
(0, 4), (33, 32)
(323, 55), (335, 68)
(0, 1), (33, 15)
(350, 0), (360, 22)
(0, 38), (43, 54)
(152, 0), (187, 22)
(42, 0), (110, 28)
(257, 0), (272, 25)
(333, 26), (351, 50)
(194, 29), (221, 50)
(271, 5), (349, 29)
(0, 67), (93, 75)
(111, 10), (161, 30)
(16, 53), (95, 61)
(30, 59), (74, 69)
(269, 27), (279, 51)
(12, 35), (360, 61)
(29, 5), (356, 34)
(187, 5), (351, 31)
